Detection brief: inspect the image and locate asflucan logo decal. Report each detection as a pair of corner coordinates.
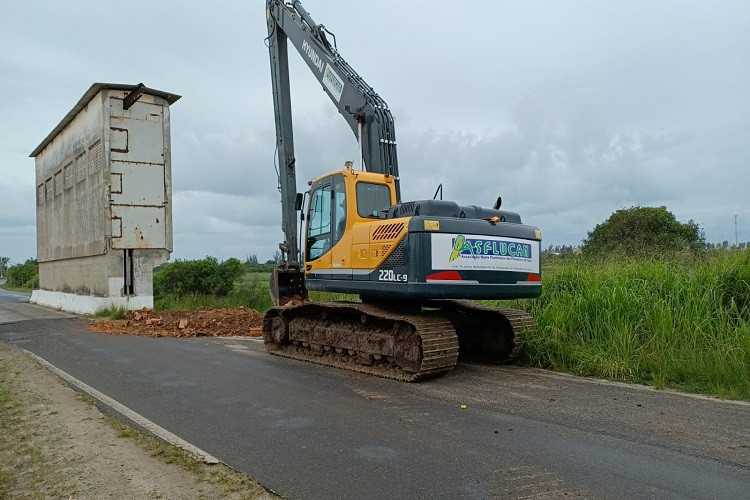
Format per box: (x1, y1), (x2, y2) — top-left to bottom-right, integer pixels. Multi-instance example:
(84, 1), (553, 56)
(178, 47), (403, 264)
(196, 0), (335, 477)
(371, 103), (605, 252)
(431, 233), (538, 273)
(448, 235), (532, 263)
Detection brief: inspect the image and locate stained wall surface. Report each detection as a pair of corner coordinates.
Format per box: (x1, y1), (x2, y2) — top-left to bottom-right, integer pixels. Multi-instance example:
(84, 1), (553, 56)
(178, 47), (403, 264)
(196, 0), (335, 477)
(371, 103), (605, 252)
(31, 84), (178, 309)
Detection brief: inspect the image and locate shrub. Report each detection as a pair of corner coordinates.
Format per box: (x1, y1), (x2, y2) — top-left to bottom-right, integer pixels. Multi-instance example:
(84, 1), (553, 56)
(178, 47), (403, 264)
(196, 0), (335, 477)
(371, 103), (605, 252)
(582, 206), (704, 259)
(6, 259), (38, 289)
(154, 257), (244, 297)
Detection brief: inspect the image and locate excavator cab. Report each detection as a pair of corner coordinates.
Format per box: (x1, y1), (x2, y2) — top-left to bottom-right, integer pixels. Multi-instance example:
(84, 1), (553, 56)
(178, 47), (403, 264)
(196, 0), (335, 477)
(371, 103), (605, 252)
(303, 166), (397, 279)
(305, 172), (349, 262)
(271, 165), (396, 306)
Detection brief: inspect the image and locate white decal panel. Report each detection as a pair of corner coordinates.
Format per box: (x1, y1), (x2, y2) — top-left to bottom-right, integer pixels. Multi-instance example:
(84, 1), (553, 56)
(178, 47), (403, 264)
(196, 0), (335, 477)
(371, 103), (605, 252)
(431, 233), (540, 274)
(322, 64), (344, 102)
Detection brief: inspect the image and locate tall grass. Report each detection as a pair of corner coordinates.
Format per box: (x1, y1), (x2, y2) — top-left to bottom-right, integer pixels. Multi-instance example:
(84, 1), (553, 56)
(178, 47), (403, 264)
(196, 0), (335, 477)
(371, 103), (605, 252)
(494, 250), (750, 399)
(154, 270), (360, 312)
(154, 272), (273, 312)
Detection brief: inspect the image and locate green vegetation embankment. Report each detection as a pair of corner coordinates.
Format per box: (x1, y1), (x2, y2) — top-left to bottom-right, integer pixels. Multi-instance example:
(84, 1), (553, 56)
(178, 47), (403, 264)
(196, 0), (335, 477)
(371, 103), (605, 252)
(495, 251), (750, 400)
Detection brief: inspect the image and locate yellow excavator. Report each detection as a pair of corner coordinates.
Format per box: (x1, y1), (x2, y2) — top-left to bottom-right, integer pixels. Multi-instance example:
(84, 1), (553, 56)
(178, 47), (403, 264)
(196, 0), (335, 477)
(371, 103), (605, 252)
(263, 0), (542, 381)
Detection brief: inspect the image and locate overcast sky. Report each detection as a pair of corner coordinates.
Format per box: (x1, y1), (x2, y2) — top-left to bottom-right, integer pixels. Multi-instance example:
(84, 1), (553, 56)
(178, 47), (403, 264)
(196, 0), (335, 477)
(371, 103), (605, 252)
(1, 0), (748, 265)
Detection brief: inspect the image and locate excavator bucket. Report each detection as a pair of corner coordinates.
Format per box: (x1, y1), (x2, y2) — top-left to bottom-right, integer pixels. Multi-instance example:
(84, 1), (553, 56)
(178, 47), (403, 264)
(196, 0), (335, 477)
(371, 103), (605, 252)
(270, 266), (309, 306)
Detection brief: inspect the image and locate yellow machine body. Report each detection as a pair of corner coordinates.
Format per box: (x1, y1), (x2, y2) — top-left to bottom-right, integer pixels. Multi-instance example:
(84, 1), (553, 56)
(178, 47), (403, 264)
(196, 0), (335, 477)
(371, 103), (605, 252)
(304, 167), (407, 277)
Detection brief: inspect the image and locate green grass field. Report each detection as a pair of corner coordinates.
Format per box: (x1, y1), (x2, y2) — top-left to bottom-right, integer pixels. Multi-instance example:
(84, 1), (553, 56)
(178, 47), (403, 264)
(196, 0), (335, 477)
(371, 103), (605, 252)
(154, 272), (274, 311)
(491, 251), (750, 399)
(154, 272), (356, 312)
(0, 283), (33, 293)
(154, 251), (750, 400)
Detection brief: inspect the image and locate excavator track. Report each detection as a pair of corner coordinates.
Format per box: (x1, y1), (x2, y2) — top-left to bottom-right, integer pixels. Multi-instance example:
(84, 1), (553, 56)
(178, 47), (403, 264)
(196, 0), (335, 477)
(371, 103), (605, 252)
(426, 300), (535, 363)
(262, 300), (536, 381)
(262, 302), (459, 382)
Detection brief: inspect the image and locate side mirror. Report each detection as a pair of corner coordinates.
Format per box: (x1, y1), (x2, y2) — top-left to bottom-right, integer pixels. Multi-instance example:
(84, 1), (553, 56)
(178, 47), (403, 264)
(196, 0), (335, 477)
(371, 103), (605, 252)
(295, 192), (304, 211)
(493, 196), (502, 209)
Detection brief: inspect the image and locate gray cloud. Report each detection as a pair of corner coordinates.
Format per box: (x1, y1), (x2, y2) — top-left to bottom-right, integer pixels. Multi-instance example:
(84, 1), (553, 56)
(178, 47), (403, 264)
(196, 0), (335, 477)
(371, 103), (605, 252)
(1, 0), (749, 264)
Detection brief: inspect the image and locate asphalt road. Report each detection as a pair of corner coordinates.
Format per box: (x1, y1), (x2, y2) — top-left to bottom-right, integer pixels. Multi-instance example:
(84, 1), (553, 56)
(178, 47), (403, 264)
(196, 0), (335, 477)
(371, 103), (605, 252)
(1, 287), (748, 499)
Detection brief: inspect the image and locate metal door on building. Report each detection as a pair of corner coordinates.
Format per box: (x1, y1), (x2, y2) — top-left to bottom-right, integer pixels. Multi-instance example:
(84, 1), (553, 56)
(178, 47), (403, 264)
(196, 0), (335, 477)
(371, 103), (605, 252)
(109, 99), (167, 249)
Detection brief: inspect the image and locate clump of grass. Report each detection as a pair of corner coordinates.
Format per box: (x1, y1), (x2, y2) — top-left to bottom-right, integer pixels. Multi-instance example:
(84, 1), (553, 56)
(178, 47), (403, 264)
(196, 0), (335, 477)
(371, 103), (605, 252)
(105, 417), (204, 474)
(75, 393), (97, 406)
(155, 293), (245, 311)
(0, 283), (33, 293)
(309, 291), (360, 303)
(0, 386), (11, 408)
(103, 416), (269, 498)
(495, 250), (750, 399)
(95, 306), (129, 319)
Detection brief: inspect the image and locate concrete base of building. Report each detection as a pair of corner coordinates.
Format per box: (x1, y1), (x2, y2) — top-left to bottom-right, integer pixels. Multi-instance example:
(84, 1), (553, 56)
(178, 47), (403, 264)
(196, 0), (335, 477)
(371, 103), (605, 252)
(30, 289), (153, 315)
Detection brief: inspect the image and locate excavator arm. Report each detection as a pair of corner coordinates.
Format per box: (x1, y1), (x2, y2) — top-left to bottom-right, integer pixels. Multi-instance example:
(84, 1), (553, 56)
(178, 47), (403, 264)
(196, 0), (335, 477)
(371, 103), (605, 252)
(266, 0), (400, 302)
(267, 0), (399, 185)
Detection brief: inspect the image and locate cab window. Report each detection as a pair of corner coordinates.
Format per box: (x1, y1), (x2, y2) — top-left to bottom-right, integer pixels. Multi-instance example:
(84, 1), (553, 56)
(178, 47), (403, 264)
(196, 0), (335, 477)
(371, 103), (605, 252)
(306, 183), (332, 260)
(356, 182), (390, 218)
(306, 174), (347, 261)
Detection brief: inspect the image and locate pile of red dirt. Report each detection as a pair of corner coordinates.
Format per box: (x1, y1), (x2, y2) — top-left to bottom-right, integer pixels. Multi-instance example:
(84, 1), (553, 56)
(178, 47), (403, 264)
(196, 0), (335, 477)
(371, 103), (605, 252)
(88, 307), (264, 338)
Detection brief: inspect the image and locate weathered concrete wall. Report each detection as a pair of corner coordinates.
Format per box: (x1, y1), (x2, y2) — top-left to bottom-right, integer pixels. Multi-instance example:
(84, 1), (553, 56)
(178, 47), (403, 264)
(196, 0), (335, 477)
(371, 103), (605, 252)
(38, 255), (110, 296)
(35, 93), (107, 263)
(37, 249), (168, 297)
(132, 249), (169, 296)
(31, 84), (178, 313)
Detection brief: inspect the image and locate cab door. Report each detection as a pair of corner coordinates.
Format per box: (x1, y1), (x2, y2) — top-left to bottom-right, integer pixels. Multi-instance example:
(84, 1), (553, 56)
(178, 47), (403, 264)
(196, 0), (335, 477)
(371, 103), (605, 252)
(329, 175), (352, 279)
(305, 179), (333, 279)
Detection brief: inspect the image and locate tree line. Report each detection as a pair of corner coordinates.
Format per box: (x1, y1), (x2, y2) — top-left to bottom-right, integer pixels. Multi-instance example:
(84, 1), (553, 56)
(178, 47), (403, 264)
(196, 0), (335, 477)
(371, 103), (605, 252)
(2, 206), (747, 289)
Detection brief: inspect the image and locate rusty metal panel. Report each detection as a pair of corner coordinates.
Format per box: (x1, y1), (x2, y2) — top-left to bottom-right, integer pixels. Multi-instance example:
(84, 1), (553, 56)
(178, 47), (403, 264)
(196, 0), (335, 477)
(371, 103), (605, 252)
(108, 97), (167, 250)
(110, 162), (165, 206)
(111, 205), (166, 249)
(110, 100), (164, 164)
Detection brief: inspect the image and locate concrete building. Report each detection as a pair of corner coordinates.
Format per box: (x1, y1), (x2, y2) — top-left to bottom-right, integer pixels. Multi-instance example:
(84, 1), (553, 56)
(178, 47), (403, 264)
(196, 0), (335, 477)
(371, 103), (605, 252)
(29, 83), (180, 314)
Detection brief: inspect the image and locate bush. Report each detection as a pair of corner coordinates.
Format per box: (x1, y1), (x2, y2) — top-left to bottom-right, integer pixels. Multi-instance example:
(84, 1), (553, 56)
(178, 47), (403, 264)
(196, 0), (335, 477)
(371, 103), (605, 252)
(154, 257), (244, 297)
(6, 259), (38, 289)
(582, 206), (704, 259)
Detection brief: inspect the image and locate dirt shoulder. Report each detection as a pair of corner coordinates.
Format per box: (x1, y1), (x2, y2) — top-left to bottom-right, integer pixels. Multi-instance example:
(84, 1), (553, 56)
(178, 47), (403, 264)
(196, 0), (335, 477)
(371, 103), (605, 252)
(0, 342), (274, 499)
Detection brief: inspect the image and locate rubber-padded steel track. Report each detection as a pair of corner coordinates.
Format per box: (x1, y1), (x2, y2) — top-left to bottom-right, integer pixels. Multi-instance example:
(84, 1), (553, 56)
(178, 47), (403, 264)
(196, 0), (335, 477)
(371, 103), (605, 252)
(262, 301), (535, 381)
(427, 300), (535, 363)
(262, 302), (459, 382)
